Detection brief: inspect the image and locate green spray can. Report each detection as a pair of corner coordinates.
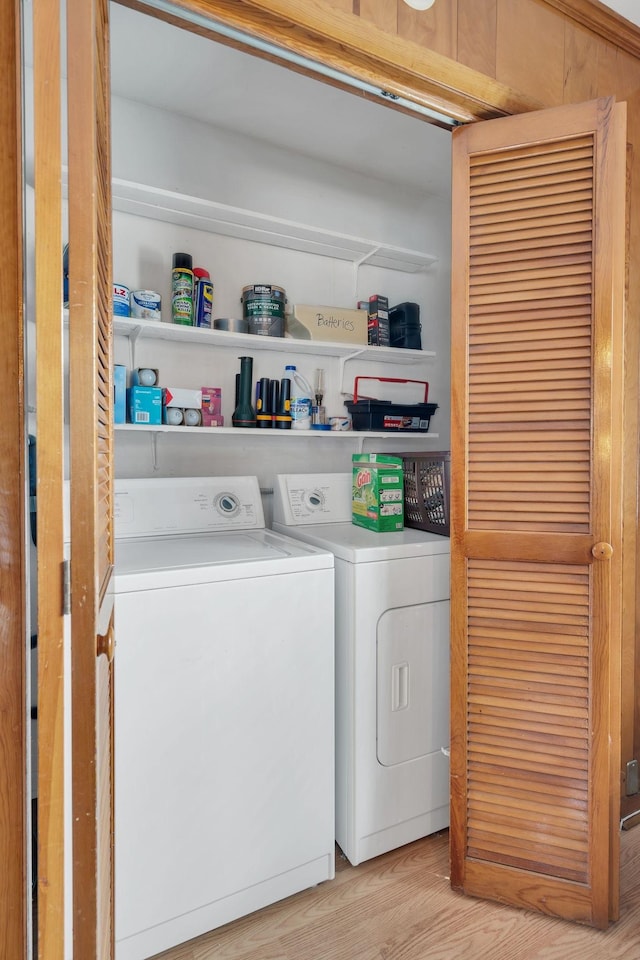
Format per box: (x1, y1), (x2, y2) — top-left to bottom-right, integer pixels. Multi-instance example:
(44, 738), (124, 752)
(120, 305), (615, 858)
(171, 252), (194, 325)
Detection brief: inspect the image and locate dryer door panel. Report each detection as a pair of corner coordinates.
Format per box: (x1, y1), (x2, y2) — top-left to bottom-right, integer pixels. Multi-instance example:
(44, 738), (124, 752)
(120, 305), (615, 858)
(377, 599), (450, 766)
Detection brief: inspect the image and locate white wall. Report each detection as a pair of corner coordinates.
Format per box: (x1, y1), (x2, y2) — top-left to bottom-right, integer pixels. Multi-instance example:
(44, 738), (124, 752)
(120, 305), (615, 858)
(110, 94), (452, 489)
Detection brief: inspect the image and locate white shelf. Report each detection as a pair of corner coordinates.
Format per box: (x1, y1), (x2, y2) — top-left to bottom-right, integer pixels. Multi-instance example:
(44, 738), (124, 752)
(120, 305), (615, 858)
(110, 177), (438, 273)
(112, 316), (433, 363)
(115, 423), (439, 440)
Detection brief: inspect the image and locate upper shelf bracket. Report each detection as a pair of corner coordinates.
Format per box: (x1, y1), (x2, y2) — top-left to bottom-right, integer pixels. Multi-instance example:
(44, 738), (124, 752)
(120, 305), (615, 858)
(339, 348), (367, 395)
(128, 324), (144, 370)
(353, 246), (382, 299)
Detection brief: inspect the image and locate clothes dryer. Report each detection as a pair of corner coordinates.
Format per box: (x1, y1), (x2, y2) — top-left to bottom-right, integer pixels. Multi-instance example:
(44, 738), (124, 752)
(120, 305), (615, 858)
(272, 472), (450, 866)
(113, 476), (334, 960)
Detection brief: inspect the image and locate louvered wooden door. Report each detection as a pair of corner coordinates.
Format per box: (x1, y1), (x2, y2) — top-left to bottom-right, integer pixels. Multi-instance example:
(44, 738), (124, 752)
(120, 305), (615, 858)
(67, 0), (115, 956)
(450, 98), (626, 927)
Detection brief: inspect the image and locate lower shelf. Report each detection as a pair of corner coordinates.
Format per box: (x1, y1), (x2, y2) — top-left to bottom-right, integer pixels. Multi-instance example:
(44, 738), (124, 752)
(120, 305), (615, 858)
(115, 424), (440, 440)
(115, 423), (442, 469)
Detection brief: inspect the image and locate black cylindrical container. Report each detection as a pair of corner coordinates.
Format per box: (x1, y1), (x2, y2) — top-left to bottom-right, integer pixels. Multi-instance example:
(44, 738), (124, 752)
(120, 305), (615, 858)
(389, 302), (422, 350)
(232, 356), (256, 428)
(274, 376), (292, 429)
(256, 376), (272, 428)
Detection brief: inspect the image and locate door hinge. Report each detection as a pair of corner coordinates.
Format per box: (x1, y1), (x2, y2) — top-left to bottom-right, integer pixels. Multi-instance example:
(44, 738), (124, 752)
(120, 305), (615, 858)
(626, 759), (639, 796)
(62, 559), (70, 616)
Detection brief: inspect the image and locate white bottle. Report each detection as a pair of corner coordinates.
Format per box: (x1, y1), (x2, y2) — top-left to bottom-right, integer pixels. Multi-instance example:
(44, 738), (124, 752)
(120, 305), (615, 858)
(285, 364), (313, 430)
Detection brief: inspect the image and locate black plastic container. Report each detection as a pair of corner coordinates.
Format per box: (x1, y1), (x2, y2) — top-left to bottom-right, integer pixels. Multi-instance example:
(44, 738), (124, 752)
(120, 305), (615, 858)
(389, 302), (421, 350)
(345, 400), (437, 433)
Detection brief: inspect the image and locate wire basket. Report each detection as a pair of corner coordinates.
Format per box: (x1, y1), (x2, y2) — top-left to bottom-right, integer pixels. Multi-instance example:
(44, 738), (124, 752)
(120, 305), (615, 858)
(399, 452), (450, 536)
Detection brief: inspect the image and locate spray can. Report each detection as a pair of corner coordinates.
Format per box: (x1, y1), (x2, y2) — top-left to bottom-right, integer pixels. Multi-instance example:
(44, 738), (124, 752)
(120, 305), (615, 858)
(193, 267), (213, 328)
(171, 252), (194, 325)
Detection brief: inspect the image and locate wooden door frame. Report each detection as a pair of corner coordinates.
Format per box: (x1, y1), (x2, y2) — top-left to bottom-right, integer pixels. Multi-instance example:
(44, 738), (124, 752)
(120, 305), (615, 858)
(32, 0), (67, 957)
(0, 0), (28, 955)
(66, 0), (116, 954)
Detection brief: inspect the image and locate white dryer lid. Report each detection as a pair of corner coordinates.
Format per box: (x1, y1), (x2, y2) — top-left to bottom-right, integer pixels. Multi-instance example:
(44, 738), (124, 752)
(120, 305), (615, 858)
(272, 519), (449, 563)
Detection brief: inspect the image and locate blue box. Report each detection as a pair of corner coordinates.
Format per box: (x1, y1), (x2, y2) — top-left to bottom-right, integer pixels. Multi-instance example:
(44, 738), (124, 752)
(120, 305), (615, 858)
(114, 365), (127, 424)
(127, 386), (162, 425)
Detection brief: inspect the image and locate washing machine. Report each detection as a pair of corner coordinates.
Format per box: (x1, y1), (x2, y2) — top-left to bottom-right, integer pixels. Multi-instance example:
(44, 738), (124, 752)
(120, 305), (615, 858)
(113, 476), (335, 960)
(272, 472), (450, 866)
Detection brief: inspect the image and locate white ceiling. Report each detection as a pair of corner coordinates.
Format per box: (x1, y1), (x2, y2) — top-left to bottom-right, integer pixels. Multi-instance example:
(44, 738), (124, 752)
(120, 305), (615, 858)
(108, 2), (640, 200)
(600, 1), (640, 26)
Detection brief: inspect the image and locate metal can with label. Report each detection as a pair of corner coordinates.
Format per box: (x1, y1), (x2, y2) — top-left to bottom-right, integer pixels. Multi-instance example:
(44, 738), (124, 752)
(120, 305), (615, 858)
(241, 284), (286, 337)
(130, 289), (162, 321)
(113, 283), (130, 317)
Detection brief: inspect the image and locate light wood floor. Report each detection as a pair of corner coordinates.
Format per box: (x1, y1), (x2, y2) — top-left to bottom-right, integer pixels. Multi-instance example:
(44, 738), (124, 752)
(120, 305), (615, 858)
(151, 829), (640, 960)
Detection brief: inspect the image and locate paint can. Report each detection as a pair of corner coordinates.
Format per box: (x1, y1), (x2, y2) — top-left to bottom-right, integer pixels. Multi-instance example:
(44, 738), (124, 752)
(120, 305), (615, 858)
(130, 289), (162, 321)
(113, 283), (130, 317)
(241, 284), (286, 337)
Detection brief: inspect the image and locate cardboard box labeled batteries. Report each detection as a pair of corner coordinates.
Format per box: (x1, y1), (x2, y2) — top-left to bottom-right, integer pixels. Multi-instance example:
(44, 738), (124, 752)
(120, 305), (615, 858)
(352, 453), (404, 532)
(287, 304), (368, 345)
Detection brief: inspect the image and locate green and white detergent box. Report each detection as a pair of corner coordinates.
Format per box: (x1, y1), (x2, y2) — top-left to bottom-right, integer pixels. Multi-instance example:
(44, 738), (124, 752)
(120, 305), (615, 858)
(352, 453), (404, 532)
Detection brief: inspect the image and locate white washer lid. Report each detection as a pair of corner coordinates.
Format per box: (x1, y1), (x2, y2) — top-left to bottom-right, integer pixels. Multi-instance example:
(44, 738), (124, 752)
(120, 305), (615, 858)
(271, 519), (449, 563)
(115, 528), (333, 592)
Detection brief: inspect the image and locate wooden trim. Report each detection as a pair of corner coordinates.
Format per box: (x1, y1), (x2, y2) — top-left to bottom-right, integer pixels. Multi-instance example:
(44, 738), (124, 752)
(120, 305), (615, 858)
(118, 0), (545, 122)
(605, 100), (627, 920)
(620, 145), (640, 824)
(0, 1), (27, 958)
(67, 0), (115, 954)
(33, 0), (66, 955)
(543, 0), (640, 59)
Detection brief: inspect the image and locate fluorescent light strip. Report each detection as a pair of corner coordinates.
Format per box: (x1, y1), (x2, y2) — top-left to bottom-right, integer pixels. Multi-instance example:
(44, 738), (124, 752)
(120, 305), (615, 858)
(140, 0), (460, 128)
